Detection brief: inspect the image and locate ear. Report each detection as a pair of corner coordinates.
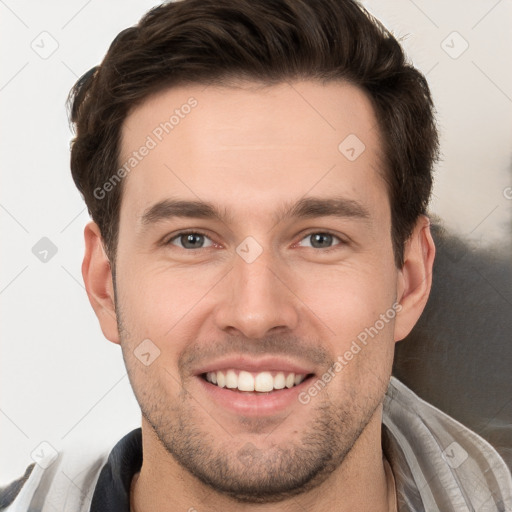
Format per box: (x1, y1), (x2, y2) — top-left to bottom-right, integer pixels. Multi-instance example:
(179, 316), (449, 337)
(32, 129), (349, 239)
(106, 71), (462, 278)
(82, 221), (120, 344)
(394, 215), (435, 342)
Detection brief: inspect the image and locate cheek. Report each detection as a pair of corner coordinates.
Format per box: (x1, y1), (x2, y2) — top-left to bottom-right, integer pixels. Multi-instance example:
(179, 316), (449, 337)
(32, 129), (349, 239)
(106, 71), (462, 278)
(291, 261), (398, 390)
(117, 260), (222, 337)
(291, 262), (398, 338)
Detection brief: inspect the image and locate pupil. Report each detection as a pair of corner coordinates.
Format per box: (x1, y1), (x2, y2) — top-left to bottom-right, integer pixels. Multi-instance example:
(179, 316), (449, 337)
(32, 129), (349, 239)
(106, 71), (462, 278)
(183, 233), (203, 248)
(311, 233), (332, 248)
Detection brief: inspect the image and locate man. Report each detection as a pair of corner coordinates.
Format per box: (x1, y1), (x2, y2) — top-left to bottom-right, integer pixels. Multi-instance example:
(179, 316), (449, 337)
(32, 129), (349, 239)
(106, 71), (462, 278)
(2, 0), (511, 511)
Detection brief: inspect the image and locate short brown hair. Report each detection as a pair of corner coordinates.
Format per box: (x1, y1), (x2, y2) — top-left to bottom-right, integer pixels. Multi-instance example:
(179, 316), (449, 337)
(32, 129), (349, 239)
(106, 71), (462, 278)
(68, 0), (438, 267)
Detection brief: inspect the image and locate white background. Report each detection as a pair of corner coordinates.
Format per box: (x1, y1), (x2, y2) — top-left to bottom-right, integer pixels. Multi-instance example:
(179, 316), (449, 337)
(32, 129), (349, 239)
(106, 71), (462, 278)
(1, 0), (511, 485)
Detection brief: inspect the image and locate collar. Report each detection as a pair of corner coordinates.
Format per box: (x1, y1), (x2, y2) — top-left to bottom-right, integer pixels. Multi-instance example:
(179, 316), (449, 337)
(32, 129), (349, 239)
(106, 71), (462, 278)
(90, 429), (400, 512)
(90, 427), (142, 512)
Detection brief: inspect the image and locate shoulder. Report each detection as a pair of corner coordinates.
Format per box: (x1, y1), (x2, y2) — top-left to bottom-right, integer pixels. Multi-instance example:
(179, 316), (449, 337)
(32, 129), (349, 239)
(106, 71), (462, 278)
(0, 439), (111, 512)
(0, 464), (35, 510)
(384, 377), (512, 511)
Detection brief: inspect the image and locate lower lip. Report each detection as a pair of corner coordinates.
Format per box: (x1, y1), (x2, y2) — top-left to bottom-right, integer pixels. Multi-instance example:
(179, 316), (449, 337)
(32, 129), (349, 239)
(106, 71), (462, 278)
(196, 375), (313, 416)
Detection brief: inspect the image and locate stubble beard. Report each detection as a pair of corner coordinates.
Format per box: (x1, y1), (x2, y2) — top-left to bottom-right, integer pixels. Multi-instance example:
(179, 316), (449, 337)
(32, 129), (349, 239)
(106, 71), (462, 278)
(129, 365), (380, 504)
(116, 305), (383, 504)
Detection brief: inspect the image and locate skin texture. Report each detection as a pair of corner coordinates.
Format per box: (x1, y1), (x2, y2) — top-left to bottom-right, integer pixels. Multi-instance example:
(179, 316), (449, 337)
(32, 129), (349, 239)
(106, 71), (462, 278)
(82, 80), (435, 511)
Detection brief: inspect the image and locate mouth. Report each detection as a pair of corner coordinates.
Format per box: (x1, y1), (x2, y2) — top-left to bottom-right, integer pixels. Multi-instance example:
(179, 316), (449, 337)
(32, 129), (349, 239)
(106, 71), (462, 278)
(193, 356), (318, 416)
(201, 369), (313, 393)
(195, 363), (316, 417)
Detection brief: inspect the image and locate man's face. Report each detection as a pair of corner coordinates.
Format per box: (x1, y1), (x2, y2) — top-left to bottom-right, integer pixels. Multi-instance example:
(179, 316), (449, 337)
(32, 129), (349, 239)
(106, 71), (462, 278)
(114, 80), (401, 501)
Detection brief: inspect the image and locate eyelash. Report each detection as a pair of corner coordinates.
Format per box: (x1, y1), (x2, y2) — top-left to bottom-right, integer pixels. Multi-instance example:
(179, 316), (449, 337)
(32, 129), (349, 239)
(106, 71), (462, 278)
(296, 230), (347, 252)
(165, 230), (216, 249)
(164, 229), (347, 252)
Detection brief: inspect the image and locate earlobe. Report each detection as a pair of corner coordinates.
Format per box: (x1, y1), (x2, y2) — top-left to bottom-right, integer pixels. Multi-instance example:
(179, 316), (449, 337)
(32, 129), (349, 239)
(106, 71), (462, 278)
(394, 216), (435, 342)
(82, 221), (120, 344)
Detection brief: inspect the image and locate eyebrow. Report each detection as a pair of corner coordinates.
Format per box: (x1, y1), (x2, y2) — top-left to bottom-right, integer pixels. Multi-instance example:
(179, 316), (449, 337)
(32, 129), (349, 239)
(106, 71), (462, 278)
(140, 196), (371, 227)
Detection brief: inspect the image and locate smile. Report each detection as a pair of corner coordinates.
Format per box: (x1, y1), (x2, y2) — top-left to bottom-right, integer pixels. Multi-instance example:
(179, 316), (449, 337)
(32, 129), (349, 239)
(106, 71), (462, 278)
(203, 369), (309, 393)
(194, 356), (317, 415)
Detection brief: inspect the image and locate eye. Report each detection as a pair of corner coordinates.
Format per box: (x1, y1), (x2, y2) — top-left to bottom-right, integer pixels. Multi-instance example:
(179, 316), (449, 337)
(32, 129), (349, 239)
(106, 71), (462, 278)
(297, 232), (344, 250)
(167, 231), (215, 250)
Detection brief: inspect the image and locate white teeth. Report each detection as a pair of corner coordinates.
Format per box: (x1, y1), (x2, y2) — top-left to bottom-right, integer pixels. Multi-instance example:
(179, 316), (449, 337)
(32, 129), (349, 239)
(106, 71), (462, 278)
(204, 370), (308, 392)
(254, 372), (274, 392)
(273, 372), (285, 390)
(238, 371), (255, 391)
(225, 370), (237, 389)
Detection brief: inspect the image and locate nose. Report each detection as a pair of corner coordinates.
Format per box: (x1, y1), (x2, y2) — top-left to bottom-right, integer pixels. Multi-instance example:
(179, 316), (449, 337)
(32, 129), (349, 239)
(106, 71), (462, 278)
(213, 248), (300, 339)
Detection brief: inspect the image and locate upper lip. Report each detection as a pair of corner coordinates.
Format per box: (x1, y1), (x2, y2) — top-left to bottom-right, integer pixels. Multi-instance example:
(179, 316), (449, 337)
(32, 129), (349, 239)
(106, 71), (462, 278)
(193, 355), (316, 376)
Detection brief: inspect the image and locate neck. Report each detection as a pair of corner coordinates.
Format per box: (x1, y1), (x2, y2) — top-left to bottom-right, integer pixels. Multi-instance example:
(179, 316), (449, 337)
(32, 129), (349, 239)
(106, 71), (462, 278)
(131, 407), (392, 512)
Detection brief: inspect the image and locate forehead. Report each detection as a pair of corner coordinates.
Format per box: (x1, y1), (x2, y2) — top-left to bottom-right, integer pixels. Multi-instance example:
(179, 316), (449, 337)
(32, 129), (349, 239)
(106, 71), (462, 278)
(118, 80), (387, 227)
